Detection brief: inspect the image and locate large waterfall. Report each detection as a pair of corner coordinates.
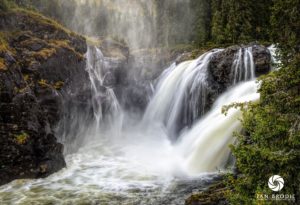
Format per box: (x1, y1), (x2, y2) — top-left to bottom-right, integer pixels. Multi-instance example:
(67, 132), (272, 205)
(0, 45), (265, 204)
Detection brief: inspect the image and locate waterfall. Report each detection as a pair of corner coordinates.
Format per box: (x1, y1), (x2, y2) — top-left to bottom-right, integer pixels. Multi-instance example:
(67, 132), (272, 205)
(268, 44), (280, 68)
(59, 46), (124, 153)
(232, 47), (255, 84)
(86, 46), (122, 128)
(143, 47), (256, 140)
(143, 50), (222, 138)
(177, 80), (259, 174)
(0, 45), (264, 204)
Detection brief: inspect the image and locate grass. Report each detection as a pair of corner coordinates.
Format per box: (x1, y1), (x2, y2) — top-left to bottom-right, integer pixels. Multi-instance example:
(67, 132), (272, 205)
(12, 8), (73, 36)
(14, 132), (29, 145)
(0, 58), (7, 71)
(38, 79), (64, 90)
(33, 47), (57, 60)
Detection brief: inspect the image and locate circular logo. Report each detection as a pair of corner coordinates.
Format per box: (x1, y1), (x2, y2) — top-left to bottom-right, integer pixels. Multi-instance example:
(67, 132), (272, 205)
(268, 175), (284, 192)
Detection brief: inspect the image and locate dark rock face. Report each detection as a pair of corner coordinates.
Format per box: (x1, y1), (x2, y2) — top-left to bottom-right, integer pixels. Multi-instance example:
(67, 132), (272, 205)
(252, 44), (272, 75)
(0, 10), (88, 185)
(208, 44), (271, 91)
(205, 44), (271, 113)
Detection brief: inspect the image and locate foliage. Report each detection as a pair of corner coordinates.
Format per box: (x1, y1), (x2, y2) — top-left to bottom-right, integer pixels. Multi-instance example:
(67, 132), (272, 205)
(210, 0), (273, 44)
(270, 0), (300, 65)
(0, 0), (16, 11)
(14, 132), (29, 145)
(226, 54), (300, 204)
(190, 0), (211, 46)
(222, 1), (300, 204)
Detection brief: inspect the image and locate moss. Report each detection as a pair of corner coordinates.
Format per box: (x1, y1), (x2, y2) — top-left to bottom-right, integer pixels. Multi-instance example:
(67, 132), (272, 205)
(14, 132), (29, 145)
(38, 79), (50, 88)
(38, 79), (64, 90)
(186, 183), (228, 205)
(33, 47), (56, 60)
(0, 58), (7, 71)
(0, 32), (10, 53)
(49, 39), (84, 59)
(86, 36), (101, 47)
(53, 81), (64, 90)
(12, 8), (73, 36)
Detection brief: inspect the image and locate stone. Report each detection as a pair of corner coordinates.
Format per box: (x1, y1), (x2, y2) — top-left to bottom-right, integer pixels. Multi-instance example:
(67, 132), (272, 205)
(0, 9), (88, 186)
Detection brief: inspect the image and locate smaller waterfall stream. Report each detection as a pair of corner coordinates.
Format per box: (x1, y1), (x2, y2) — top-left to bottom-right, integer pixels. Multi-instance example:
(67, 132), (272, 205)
(85, 46), (123, 136)
(232, 47), (255, 84)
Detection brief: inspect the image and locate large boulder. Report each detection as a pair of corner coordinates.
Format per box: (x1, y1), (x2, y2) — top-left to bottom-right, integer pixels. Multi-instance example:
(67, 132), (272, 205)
(0, 9), (89, 185)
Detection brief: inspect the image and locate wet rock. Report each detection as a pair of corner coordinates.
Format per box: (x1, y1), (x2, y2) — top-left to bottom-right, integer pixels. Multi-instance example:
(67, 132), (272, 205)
(4, 52), (16, 64)
(185, 183), (229, 205)
(252, 44), (271, 75)
(209, 44), (271, 91)
(0, 9), (88, 185)
(175, 52), (194, 65)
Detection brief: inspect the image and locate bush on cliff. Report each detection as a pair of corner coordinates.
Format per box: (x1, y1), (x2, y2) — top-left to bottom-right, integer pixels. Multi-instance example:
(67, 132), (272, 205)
(225, 1), (300, 204)
(226, 54), (300, 204)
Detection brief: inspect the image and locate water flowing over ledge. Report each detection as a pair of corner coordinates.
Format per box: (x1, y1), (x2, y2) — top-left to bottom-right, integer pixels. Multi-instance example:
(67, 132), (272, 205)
(0, 44), (271, 204)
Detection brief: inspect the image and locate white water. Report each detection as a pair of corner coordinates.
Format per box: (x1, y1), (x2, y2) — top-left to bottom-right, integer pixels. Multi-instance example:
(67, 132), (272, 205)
(177, 81), (259, 174)
(0, 46), (261, 204)
(143, 49), (223, 139)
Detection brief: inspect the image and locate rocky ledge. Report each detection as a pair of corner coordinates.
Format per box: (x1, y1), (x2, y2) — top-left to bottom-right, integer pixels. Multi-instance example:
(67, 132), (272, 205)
(185, 183), (229, 205)
(0, 8), (88, 185)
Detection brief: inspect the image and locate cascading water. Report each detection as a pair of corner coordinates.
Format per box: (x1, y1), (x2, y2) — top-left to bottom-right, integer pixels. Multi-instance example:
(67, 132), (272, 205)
(177, 80), (259, 174)
(85, 46), (123, 132)
(143, 50), (223, 139)
(232, 47), (255, 84)
(0, 45), (263, 204)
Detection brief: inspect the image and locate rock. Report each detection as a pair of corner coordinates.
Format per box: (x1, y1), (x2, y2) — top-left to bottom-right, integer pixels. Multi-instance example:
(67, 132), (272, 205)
(175, 52), (194, 65)
(4, 52), (16, 64)
(208, 44), (271, 91)
(252, 44), (271, 75)
(185, 183), (229, 205)
(0, 9), (88, 185)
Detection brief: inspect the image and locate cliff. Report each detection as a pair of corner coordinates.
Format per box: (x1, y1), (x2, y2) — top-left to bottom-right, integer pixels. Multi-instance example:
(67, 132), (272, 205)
(0, 8), (88, 185)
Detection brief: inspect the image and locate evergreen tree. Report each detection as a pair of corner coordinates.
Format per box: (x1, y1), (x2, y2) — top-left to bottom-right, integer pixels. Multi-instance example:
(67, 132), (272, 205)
(271, 0), (300, 65)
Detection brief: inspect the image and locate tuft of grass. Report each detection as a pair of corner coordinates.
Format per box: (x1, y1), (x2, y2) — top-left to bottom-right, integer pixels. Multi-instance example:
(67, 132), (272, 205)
(38, 79), (50, 88)
(14, 132), (29, 145)
(53, 81), (64, 90)
(0, 32), (10, 53)
(0, 58), (7, 71)
(33, 47), (56, 60)
(13, 8), (73, 35)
